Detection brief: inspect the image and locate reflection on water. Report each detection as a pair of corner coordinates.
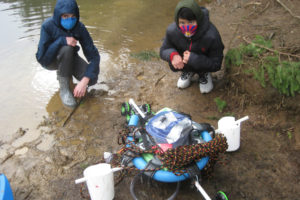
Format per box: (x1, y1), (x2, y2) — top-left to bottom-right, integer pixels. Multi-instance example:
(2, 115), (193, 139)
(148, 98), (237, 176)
(0, 0), (182, 142)
(0, 0), (54, 41)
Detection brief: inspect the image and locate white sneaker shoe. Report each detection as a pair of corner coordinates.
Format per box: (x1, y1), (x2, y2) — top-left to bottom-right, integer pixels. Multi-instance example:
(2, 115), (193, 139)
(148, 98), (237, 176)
(199, 73), (213, 93)
(177, 71), (195, 89)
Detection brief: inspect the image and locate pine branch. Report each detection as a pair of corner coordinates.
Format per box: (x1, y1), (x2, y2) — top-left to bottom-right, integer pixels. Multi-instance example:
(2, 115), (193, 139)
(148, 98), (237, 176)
(242, 37), (300, 59)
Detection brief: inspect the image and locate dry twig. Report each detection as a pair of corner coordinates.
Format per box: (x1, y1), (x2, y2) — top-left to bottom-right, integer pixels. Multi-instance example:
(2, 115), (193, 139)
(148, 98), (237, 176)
(276, 0), (300, 20)
(154, 74), (166, 87)
(62, 97), (85, 127)
(245, 2), (262, 7)
(247, 1), (270, 17)
(258, 2), (270, 15)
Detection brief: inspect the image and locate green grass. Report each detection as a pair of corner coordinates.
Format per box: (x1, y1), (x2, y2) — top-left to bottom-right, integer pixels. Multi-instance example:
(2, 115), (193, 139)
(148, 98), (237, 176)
(80, 162), (89, 169)
(287, 131), (292, 140)
(206, 116), (219, 120)
(130, 50), (160, 61)
(214, 97), (227, 113)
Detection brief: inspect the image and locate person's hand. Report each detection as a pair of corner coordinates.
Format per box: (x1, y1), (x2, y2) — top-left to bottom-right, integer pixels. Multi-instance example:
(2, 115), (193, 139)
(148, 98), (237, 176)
(66, 37), (78, 47)
(73, 77), (90, 98)
(172, 55), (184, 69)
(183, 51), (191, 64)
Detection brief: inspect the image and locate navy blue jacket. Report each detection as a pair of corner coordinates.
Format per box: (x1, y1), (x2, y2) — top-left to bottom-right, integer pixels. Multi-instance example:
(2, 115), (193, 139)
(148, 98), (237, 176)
(36, 0), (100, 81)
(160, 6), (224, 73)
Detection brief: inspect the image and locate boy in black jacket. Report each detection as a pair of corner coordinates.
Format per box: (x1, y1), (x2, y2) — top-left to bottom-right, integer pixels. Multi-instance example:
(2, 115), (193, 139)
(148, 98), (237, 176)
(160, 0), (224, 93)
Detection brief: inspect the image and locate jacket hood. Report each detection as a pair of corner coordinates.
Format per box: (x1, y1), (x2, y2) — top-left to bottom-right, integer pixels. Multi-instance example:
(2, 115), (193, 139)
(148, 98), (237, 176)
(174, 0), (209, 39)
(174, 0), (202, 25)
(53, 0), (79, 28)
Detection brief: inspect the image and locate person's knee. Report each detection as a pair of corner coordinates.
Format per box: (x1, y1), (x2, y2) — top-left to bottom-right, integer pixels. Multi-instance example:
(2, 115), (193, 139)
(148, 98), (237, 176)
(44, 60), (58, 71)
(60, 45), (75, 52)
(58, 46), (75, 59)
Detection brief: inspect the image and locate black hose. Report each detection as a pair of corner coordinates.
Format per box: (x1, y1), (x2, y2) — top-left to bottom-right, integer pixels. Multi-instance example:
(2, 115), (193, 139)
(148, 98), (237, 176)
(130, 173), (180, 200)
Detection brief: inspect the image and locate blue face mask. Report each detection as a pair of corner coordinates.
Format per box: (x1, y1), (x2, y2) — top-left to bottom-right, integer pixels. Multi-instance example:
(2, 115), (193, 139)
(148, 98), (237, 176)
(60, 17), (77, 30)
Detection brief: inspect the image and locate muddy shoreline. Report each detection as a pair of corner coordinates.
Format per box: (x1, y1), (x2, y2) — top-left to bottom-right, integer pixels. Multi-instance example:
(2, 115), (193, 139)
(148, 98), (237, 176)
(2, 58), (299, 199)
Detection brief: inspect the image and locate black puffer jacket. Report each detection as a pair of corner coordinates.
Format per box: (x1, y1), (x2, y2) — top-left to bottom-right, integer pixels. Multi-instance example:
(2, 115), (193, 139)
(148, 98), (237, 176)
(160, 0), (224, 73)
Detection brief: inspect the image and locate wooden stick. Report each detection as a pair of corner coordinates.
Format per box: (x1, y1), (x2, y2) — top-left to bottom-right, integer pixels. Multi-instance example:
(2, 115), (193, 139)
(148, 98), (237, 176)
(154, 74), (166, 87)
(62, 97), (85, 127)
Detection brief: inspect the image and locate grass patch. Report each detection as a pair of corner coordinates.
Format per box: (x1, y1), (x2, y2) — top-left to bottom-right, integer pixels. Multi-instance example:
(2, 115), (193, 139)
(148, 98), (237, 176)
(130, 50), (160, 61)
(287, 131), (293, 140)
(214, 97), (227, 113)
(206, 116), (219, 121)
(224, 112), (235, 117)
(80, 162), (89, 169)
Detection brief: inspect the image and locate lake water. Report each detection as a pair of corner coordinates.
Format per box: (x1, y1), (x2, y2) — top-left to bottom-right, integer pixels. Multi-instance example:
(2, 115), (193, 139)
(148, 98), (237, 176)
(0, 0), (179, 143)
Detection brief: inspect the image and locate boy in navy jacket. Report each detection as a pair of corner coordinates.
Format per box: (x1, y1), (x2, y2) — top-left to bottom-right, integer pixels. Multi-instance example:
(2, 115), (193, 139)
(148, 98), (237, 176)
(36, 0), (100, 107)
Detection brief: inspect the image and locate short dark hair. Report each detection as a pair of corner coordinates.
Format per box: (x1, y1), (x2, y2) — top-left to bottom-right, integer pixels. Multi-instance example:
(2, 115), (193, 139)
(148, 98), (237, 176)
(178, 7), (196, 21)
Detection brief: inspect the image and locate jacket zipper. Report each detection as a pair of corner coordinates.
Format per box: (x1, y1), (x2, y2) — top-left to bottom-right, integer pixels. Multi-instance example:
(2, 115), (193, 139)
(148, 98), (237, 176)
(189, 38), (192, 51)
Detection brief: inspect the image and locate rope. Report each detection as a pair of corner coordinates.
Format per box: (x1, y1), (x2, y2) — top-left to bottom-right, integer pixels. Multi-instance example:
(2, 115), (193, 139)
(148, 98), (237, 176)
(158, 135), (227, 173)
(79, 183), (90, 199)
(111, 127), (228, 178)
(130, 173), (180, 200)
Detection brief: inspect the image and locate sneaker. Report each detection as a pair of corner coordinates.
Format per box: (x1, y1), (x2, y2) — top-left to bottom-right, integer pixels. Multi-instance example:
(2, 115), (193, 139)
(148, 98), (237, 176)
(177, 71), (195, 89)
(199, 72), (213, 93)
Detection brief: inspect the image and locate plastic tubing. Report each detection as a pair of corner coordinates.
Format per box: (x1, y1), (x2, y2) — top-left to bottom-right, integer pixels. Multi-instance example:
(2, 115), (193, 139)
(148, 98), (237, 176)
(235, 116), (249, 125)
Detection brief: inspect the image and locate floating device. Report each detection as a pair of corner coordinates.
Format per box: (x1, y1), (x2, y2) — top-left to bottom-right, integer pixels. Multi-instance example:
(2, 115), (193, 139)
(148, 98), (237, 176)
(131, 130), (212, 183)
(0, 174), (14, 200)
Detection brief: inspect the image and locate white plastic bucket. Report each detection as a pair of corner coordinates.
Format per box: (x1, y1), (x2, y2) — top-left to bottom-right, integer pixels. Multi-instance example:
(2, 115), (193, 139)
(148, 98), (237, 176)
(217, 116), (249, 152)
(75, 163), (119, 200)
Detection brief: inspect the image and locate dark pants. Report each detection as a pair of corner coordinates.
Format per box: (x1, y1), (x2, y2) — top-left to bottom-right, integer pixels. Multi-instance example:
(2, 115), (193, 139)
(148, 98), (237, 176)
(45, 46), (96, 86)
